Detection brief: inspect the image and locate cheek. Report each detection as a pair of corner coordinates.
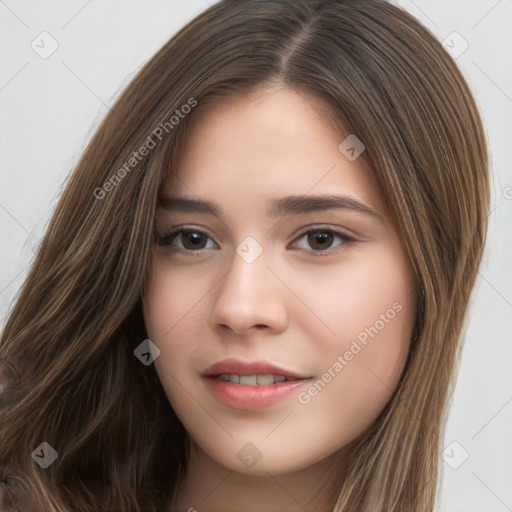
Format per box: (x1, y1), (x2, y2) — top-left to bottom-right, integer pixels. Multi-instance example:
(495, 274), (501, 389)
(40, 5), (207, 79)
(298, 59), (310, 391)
(143, 260), (208, 340)
(294, 248), (415, 432)
(143, 267), (197, 379)
(142, 261), (220, 403)
(296, 244), (414, 352)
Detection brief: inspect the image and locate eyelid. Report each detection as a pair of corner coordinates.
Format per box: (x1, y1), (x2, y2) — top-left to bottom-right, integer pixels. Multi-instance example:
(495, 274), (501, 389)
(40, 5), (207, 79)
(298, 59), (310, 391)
(158, 225), (218, 250)
(288, 225), (355, 256)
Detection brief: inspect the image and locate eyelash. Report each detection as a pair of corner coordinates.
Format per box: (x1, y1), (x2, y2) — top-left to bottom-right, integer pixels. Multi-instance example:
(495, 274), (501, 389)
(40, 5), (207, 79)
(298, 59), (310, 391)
(158, 226), (355, 257)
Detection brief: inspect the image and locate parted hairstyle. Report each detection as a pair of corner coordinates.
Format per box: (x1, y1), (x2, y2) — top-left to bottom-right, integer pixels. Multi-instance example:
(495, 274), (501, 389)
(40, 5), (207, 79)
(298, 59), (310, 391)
(0, 0), (489, 510)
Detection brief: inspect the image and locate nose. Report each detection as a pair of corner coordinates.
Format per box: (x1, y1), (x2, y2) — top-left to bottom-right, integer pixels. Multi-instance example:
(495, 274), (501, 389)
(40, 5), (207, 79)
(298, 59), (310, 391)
(209, 246), (289, 336)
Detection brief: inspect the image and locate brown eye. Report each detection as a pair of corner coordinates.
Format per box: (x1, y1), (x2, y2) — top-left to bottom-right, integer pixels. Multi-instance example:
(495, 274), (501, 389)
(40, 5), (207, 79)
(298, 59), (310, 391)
(307, 231), (334, 251)
(159, 229), (216, 251)
(180, 231), (209, 250)
(292, 228), (354, 255)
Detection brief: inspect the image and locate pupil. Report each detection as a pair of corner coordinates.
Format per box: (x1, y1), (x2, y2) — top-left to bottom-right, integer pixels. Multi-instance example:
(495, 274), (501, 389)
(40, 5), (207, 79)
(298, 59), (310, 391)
(184, 232), (206, 249)
(308, 231), (332, 250)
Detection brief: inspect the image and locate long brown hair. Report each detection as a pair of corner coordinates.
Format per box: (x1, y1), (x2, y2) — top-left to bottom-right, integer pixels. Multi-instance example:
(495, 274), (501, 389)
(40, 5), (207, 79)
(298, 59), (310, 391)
(0, 0), (489, 510)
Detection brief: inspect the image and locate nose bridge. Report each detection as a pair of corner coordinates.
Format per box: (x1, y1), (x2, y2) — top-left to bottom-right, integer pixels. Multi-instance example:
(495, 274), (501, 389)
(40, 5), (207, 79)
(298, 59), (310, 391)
(225, 233), (269, 292)
(210, 238), (287, 333)
(221, 243), (271, 308)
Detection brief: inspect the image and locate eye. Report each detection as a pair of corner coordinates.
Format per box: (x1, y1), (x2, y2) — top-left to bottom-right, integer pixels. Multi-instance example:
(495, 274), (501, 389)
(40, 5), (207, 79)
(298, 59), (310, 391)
(158, 226), (354, 256)
(291, 227), (354, 255)
(159, 228), (216, 251)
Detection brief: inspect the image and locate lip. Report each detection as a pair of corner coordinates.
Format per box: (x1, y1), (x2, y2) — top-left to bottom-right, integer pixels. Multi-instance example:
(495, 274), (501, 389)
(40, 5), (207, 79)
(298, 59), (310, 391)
(202, 358), (308, 379)
(202, 358), (313, 410)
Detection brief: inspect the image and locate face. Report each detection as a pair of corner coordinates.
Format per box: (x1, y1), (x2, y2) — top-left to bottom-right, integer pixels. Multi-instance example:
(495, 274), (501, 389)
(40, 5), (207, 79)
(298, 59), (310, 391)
(143, 85), (417, 476)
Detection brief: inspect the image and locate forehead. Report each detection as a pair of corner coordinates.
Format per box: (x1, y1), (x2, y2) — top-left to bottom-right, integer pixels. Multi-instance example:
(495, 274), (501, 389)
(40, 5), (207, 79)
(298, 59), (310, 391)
(162, 86), (384, 215)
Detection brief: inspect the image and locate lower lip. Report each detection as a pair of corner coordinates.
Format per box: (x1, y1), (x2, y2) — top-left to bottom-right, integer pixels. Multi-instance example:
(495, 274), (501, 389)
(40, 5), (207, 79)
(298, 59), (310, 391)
(203, 376), (313, 410)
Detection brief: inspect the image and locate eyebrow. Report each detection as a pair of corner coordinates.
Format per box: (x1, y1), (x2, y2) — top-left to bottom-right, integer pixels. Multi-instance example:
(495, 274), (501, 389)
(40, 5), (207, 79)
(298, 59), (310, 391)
(158, 193), (382, 220)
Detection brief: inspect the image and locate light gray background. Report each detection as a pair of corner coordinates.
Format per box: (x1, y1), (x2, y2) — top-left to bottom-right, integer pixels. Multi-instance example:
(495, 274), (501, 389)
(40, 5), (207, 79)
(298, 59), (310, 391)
(1, 1), (511, 510)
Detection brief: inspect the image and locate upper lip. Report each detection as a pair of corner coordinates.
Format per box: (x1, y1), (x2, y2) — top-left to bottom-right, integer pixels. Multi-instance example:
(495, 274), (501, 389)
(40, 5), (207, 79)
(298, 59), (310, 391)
(202, 358), (310, 379)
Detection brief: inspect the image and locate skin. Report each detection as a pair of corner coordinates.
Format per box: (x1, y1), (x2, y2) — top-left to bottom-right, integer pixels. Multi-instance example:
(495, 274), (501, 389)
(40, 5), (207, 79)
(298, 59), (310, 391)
(142, 85), (417, 512)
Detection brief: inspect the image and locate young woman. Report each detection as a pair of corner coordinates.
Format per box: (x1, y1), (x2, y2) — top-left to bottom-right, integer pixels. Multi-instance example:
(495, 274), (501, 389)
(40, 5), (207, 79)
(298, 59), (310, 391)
(0, 0), (489, 510)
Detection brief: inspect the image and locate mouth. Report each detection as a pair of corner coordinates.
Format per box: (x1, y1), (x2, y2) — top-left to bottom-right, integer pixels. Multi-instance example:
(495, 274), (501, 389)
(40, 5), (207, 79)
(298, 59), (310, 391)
(202, 357), (310, 381)
(212, 373), (302, 385)
(201, 358), (313, 410)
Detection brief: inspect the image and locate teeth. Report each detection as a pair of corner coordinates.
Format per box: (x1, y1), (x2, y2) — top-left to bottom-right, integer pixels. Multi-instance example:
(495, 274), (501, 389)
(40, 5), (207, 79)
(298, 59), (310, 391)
(239, 375), (257, 385)
(256, 374), (274, 386)
(215, 374), (294, 385)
